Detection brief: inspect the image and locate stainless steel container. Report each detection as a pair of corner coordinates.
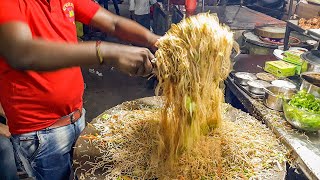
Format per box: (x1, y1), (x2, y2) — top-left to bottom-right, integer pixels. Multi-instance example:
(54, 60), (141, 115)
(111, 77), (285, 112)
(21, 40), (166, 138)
(263, 86), (297, 111)
(305, 63), (320, 73)
(301, 50), (320, 72)
(300, 72), (320, 98)
(247, 80), (271, 95)
(234, 72), (257, 86)
(271, 80), (296, 90)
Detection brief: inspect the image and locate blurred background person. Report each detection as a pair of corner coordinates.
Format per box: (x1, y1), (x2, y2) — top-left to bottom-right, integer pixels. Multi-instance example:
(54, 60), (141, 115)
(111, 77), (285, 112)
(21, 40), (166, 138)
(99, 0), (120, 15)
(129, 0), (157, 30)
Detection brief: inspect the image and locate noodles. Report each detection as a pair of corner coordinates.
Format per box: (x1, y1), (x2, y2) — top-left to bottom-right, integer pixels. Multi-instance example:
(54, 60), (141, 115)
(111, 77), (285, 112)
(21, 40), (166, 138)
(75, 103), (288, 179)
(74, 14), (288, 179)
(155, 13), (235, 162)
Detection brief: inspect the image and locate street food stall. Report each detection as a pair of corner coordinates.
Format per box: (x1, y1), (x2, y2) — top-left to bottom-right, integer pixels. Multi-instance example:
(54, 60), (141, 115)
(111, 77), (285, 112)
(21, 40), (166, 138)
(153, 3), (318, 55)
(73, 1), (320, 179)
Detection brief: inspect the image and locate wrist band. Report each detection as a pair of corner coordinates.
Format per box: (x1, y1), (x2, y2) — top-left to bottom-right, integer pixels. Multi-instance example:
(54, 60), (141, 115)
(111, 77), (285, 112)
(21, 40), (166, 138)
(96, 41), (103, 64)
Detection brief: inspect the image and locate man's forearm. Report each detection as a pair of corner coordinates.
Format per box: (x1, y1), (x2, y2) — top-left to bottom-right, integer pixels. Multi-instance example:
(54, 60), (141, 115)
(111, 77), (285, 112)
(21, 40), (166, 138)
(0, 22), (154, 75)
(114, 17), (158, 47)
(0, 22), (101, 71)
(91, 8), (160, 48)
(13, 40), (99, 71)
(4, 39), (122, 71)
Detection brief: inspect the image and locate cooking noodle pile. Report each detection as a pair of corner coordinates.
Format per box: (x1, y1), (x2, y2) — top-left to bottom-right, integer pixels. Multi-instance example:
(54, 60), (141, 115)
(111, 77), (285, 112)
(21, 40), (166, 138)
(75, 14), (288, 179)
(76, 104), (287, 179)
(155, 13), (234, 162)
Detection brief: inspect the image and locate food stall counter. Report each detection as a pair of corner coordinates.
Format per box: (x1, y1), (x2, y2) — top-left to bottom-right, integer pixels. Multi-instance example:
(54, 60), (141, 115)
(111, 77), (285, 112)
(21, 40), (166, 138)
(225, 54), (320, 179)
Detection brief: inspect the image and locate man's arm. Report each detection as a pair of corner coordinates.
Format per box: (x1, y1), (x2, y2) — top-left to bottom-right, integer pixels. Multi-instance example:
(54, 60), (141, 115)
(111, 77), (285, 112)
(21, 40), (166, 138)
(0, 103), (9, 138)
(0, 22), (154, 76)
(0, 123), (10, 138)
(90, 8), (161, 48)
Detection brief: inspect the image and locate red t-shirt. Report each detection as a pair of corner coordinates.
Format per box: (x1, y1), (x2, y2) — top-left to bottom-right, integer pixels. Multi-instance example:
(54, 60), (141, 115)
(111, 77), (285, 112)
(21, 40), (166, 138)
(0, 0), (99, 134)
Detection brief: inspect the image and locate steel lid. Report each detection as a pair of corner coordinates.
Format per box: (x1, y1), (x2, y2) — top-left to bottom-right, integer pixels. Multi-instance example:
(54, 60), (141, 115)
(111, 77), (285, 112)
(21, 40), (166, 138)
(254, 26), (286, 39)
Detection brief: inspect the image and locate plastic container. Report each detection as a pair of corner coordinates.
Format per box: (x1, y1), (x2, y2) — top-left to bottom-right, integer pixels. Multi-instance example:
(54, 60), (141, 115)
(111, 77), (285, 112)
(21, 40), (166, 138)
(264, 60), (296, 78)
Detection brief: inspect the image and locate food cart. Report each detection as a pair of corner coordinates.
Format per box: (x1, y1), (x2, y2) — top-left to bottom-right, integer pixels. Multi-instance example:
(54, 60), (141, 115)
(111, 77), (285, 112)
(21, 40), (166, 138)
(74, 1), (320, 179)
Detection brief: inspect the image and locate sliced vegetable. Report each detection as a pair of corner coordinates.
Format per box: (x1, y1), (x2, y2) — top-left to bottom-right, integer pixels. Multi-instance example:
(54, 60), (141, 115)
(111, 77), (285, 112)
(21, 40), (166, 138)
(284, 90), (320, 131)
(288, 90), (320, 114)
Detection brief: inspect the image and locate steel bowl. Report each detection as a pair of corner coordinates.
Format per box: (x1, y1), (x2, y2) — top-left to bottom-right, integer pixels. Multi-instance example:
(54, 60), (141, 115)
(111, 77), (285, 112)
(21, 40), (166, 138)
(234, 72), (257, 86)
(247, 80), (271, 95)
(263, 86), (297, 111)
(300, 72), (320, 98)
(271, 80), (297, 90)
(305, 63), (320, 73)
(301, 50), (320, 72)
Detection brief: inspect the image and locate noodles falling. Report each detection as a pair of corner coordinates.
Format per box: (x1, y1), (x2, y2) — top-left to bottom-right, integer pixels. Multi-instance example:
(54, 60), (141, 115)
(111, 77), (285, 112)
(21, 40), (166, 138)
(155, 13), (235, 162)
(75, 14), (288, 180)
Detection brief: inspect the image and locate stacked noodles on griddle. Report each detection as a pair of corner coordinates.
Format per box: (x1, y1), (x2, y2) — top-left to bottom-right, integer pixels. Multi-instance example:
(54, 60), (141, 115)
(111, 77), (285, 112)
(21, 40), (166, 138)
(76, 14), (288, 180)
(155, 13), (235, 162)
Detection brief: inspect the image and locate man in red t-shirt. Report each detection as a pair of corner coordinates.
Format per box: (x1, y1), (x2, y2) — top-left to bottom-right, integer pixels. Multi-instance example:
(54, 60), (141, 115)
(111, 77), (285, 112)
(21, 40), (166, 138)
(0, 0), (160, 179)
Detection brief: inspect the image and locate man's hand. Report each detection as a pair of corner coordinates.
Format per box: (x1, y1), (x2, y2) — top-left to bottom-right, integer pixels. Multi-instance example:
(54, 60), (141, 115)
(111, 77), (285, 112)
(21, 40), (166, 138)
(0, 124), (11, 138)
(149, 37), (160, 53)
(104, 44), (154, 76)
